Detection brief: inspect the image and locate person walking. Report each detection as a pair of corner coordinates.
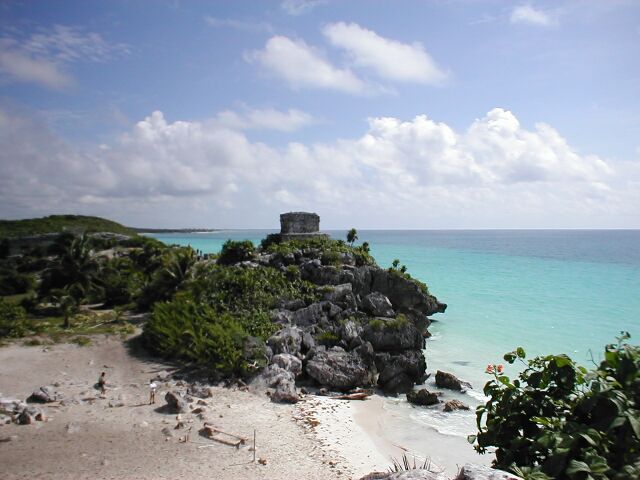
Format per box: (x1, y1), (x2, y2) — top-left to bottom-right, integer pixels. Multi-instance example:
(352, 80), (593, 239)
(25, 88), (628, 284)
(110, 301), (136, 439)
(149, 380), (157, 404)
(98, 372), (107, 395)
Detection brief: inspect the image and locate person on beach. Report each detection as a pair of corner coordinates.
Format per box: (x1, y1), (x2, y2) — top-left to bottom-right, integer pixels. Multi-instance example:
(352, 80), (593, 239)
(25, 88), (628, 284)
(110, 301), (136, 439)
(98, 371), (106, 395)
(149, 380), (157, 404)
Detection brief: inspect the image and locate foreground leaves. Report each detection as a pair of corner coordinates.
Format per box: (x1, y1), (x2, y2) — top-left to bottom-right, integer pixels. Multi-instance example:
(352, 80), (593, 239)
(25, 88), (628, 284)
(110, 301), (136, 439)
(471, 333), (640, 480)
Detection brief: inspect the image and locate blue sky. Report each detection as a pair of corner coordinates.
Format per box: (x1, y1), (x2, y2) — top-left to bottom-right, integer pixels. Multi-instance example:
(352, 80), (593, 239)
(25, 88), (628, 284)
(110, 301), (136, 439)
(1, 0), (639, 228)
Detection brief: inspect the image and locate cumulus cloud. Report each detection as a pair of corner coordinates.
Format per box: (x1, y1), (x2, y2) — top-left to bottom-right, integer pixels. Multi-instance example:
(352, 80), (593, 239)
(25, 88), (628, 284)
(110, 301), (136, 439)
(245, 36), (370, 94)
(0, 25), (129, 89)
(322, 22), (448, 85)
(214, 107), (316, 132)
(0, 106), (635, 228)
(510, 4), (557, 27)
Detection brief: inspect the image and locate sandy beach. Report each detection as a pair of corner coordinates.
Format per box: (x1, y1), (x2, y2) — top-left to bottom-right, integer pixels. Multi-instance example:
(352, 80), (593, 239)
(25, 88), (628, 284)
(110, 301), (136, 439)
(0, 335), (377, 480)
(0, 334), (487, 479)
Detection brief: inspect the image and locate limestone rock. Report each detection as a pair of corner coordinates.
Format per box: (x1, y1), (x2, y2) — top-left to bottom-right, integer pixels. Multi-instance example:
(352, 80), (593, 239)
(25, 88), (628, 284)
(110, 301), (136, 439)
(26, 385), (57, 403)
(267, 326), (303, 355)
(164, 391), (187, 413)
(443, 399), (470, 412)
(376, 350), (427, 394)
(362, 292), (395, 317)
(407, 389), (440, 406)
(435, 371), (472, 391)
(271, 381), (299, 403)
(455, 464), (523, 480)
(305, 346), (376, 390)
(363, 318), (424, 352)
(271, 353), (303, 377)
(360, 470), (448, 480)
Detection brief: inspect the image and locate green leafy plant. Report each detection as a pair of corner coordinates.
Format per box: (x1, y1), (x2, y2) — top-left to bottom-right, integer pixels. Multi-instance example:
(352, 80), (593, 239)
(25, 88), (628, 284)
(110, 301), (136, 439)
(217, 240), (256, 265)
(0, 298), (28, 338)
(470, 333), (640, 480)
(144, 299), (252, 375)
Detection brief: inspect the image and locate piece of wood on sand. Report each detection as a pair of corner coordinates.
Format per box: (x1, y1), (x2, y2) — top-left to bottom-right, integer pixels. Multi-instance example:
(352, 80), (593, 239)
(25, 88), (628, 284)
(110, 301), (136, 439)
(200, 423), (248, 449)
(332, 389), (372, 400)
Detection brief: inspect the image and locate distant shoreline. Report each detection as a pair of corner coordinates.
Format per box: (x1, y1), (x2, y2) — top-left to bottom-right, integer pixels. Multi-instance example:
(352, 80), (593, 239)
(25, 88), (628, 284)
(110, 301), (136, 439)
(133, 228), (218, 234)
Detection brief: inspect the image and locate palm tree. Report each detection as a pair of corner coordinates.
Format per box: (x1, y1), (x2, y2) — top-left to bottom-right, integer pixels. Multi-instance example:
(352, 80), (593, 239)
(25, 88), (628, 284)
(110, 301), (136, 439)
(42, 233), (101, 304)
(50, 288), (78, 329)
(347, 228), (358, 247)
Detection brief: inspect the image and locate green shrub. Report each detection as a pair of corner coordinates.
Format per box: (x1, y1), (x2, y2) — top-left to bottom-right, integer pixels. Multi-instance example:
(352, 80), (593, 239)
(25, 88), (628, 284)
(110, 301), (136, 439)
(388, 313), (409, 330)
(321, 250), (341, 266)
(0, 268), (35, 295)
(185, 264), (318, 314)
(316, 330), (340, 346)
(368, 318), (385, 331)
(0, 299), (28, 338)
(259, 233), (281, 250)
(72, 336), (92, 346)
(144, 299), (250, 374)
(217, 240), (256, 265)
(470, 333), (640, 480)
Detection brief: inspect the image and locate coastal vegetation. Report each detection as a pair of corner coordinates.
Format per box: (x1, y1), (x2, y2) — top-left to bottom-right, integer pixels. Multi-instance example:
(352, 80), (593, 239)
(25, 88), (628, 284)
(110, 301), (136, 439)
(0, 215), (136, 237)
(471, 333), (640, 480)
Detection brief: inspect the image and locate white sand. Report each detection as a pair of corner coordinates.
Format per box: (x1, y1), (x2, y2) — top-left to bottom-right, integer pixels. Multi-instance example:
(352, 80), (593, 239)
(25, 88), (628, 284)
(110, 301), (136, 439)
(0, 334), (485, 479)
(0, 335), (357, 480)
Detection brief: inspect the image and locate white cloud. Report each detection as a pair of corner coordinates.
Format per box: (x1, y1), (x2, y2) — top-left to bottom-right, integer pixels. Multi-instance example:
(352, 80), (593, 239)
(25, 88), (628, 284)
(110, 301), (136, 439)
(0, 41), (73, 89)
(280, 0), (328, 16)
(0, 106), (635, 228)
(203, 16), (273, 34)
(214, 107), (316, 132)
(322, 22), (448, 85)
(510, 5), (557, 27)
(0, 25), (129, 89)
(245, 36), (370, 94)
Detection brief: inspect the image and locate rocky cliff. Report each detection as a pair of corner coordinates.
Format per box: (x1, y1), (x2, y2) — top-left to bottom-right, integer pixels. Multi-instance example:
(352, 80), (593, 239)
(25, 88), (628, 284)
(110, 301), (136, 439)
(247, 240), (447, 400)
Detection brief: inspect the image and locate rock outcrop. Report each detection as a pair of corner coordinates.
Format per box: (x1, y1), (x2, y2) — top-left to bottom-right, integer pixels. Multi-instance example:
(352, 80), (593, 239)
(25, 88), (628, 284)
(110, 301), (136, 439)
(443, 399), (470, 412)
(248, 214), (447, 396)
(435, 371), (472, 392)
(406, 389), (440, 406)
(164, 391), (188, 413)
(455, 464), (523, 480)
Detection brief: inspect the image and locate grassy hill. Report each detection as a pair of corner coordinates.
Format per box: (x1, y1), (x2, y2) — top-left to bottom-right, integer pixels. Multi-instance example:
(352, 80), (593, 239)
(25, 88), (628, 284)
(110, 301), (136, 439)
(0, 215), (137, 238)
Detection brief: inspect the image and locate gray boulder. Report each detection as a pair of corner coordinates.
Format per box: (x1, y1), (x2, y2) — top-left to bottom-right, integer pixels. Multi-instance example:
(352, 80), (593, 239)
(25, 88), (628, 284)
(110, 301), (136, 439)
(322, 283), (353, 303)
(164, 391), (187, 413)
(362, 318), (424, 352)
(306, 346), (376, 390)
(271, 381), (299, 404)
(259, 364), (299, 404)
(267, 326), (303, 355)
(455, 464), (523, 480)
(27, 386), (58, 403)
(360, 470), (448, 480)
(407, 389), (440, 406)
(435, 371), (472, 391)
(443, 399), (470, 412)
(339, 320), (362, 344)
(351, 266), (446, 317)
(271, 353), (303, 377)
(291, 303), (326, 327)
(376, 350), (427, 394)
(362, 292), (395, 317)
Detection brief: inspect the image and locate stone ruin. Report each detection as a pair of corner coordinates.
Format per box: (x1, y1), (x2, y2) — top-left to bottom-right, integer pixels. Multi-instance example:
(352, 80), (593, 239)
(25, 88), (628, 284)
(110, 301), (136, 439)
(279, 212), (328, 241)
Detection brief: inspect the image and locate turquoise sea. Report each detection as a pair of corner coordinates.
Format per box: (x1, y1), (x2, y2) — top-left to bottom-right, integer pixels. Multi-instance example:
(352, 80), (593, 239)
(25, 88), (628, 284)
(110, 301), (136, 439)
(149, 229), (640, 458)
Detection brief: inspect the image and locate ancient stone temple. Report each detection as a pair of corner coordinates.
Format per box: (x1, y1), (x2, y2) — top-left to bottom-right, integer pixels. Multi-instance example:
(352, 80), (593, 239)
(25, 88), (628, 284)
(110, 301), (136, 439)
(279, 212), (328, 241)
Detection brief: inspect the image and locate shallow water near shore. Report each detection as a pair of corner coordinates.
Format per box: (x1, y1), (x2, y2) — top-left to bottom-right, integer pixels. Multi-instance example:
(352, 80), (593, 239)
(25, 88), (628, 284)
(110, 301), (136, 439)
(150, 229), (640, 469)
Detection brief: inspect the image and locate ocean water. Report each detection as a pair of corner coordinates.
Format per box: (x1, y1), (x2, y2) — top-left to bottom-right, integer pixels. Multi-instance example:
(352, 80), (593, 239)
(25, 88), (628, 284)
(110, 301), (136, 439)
(149, 229), (640, 465)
